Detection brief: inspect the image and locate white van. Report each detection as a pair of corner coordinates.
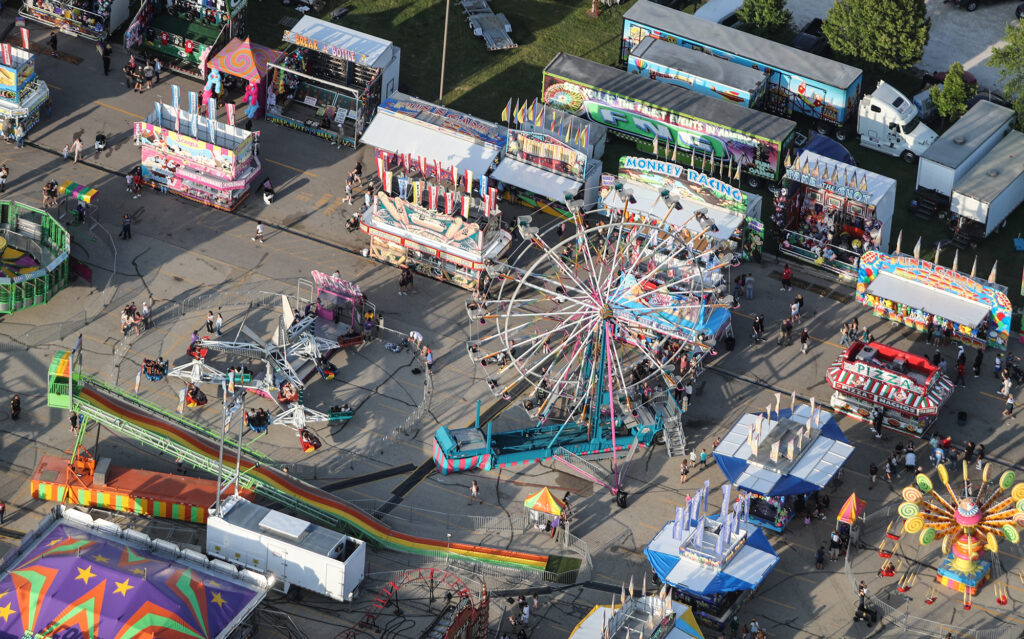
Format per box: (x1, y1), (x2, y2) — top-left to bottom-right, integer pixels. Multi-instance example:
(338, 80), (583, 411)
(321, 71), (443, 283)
(693, 0), (744, 24)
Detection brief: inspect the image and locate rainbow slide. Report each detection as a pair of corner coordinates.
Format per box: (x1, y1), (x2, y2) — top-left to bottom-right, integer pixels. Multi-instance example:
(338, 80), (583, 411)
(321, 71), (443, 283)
(76, 384), (550, 572)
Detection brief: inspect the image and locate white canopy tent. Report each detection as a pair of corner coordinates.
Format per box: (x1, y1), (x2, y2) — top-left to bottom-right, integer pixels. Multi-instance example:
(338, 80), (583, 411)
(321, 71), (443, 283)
(865, 271), (990, 328)
(361, 111), (501, 178)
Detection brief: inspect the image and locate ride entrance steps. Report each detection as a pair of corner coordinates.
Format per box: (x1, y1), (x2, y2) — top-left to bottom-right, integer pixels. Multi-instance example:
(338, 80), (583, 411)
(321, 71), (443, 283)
(662, 417), (686, 458)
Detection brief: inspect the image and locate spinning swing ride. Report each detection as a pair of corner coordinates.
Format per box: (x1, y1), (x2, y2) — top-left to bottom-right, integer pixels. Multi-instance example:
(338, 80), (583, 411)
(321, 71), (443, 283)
(434, 206), (735, 500)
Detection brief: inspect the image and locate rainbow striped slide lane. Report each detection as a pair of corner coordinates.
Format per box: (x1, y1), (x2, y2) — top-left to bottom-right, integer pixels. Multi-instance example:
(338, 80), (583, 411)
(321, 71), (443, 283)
(77, 385), (549, 572)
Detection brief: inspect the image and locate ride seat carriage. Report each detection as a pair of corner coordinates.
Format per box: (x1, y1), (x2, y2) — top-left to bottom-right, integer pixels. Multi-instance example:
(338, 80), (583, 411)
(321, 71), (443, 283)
(186, 339), (209, 360)
(142, 358), (168, 381)
(299, 427), (322, 453)
(329, 404), (354, 422)
(245, 409), (270, 433)
(277, 383), (299, 404)
(185, 387), (208, 408)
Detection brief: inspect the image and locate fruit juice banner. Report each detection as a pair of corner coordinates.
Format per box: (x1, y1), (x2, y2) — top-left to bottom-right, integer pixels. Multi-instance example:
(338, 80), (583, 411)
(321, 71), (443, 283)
(506, 129), (586, 179)
(621, 19), (862, 126)
(543, 74), (781, 180)
(134, 121), (238, 179)
(617, 155), (748, 213)
(857, 250), (1011, 347)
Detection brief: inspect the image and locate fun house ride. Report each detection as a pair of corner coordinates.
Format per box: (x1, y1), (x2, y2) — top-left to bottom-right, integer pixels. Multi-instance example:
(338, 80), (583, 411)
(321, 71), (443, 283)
(434, 207), (733, 503)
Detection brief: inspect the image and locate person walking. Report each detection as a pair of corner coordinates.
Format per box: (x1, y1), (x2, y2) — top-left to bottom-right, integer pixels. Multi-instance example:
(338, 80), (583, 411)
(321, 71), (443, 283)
(251, 222), (264, 243)
(973, 349), (984, 378)
(119, 213), (131, 239)
(780, 264), (792, 291)
(206, 311), (215, 333)
(800, 328), (810, 354)
(1004, 394), (1015, 417)
(925, 314), (935, 345)
(955, 361), (966, 387)
(975, 443), (985, 470)
(745, 273), (754, 300)
(215, 312), (223, 336)
(0, 164), (9, 194)
(816, 546), (826, 570)
(794, 293), (805, 322)
(680, 459), (689, 484)
(10, 394), (20, 420)
(49, 31), (58, 57)
(101, 42), (112, 75)
(751, 314), (765, 343)
(700, 448), (708, 469)
(1001, 376), (1013, 398)
(868, 461), (878, 489)
(344, 177), (353, 205)
(424, 348), (434, 373)
(839, 323), (850, 347)
(71, 137), (83, 163)
(123, 63), (133, 89)
(69, 411), (79, 433)
(141, 302), (151, 329)
(13, 122), (24, 149)
(780, 318), (793, 346)
(904, 449), (916, 474)
(468, 479), (482, 505)
(350, 160), (363, 186)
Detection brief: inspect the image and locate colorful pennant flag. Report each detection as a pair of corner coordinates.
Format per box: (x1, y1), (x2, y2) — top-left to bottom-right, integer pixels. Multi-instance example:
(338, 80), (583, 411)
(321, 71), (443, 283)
(188, 91), (198, 114)
(527, 99), (535, 124)
(1, 44), (11, 67)
(19, 27), (29, 50)
(207, 97), (217, 122)
(462, 193), (471, 217)
(501, 98), (512, 123)
(464, 169), (473, 194)
(429, 184), (438, 210)
(444, 191), (454, 216)
(384, 170), (393, 195)
(376, 155), (386, 184)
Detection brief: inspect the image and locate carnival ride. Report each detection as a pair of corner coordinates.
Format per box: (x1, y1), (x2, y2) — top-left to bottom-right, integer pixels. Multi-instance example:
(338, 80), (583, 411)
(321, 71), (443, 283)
(0, 200), (71, 314)
(435, 207), (733, 502)
(889, 462), (1024, 605)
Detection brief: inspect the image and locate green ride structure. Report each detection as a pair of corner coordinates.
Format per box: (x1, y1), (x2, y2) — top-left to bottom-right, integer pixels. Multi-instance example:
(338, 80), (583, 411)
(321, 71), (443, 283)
(0, 201), (71, 314)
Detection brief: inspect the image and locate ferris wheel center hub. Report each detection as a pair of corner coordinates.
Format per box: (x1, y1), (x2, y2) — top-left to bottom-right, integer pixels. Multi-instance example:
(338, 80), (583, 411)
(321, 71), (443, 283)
(600, 305), (614, 320)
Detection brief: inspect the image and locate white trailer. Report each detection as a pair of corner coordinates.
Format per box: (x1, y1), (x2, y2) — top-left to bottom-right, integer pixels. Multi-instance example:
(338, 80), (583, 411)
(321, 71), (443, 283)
(207, 496), (366, 602)
(917, 101), (1014, 198)
(951, 130), (1024, 237)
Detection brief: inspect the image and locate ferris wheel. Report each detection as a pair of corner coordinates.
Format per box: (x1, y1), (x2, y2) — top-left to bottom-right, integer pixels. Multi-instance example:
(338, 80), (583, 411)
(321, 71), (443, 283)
(468, 212), (734, 430)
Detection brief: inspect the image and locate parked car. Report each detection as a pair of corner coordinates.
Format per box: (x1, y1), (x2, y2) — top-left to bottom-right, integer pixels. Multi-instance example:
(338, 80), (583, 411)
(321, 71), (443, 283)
(793, 18), (829, 56)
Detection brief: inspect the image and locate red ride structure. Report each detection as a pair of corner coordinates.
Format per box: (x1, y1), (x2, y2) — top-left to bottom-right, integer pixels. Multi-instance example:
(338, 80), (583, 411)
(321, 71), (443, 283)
(826, 341), (954, 438)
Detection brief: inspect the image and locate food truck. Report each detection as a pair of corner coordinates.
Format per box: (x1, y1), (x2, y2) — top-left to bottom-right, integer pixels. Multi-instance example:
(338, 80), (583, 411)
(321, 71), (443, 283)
(361, 192), (512, 290)
(627, 36), (768, 109)
(826, 341), (954, 437)
(620, 0), (862, 135)
(0, 46), (50, 136)
(542, 53), (796, 187)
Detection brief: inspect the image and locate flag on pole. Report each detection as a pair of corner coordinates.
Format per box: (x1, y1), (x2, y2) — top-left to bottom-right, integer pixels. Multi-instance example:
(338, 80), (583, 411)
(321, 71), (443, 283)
(488, 186), (497, 214)
(171, 84), (180, 110)
(174, 106), (180, 133)
(19, 28), (29, 50)
(444, 191), (454, 216)
(190, 111), (198, 137)
(565, 120), (572, 143)
(429, 184), (438, 210)
(1, 44), (11, 66)
(527, 99), (535, 124)
(580, 124), (588, 149)
(535, 104), (543, 127)
(517, 101), (527, 124)
(433, 160), (440, 180)
(384, 171), (393, 195)
(512, 98), (520, 123)
(480, 174), (488, 198)
(671, 140), (678, 162)
(376, 155), (386, 184)
(207, 96), (217, 121)
(501, 98), (512, 123)
(188, 91), (198, 113)
(462, 193), (471, 217)
(412, 180), (421, 205)
(464, 169), (473, 193)
(450, 164), (458, 186)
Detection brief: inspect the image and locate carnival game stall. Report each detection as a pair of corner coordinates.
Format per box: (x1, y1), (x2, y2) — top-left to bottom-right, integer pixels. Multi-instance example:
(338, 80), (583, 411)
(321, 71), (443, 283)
(206, 37), (281, 121)
(713, 404), (854, 532)
(0, 46), (49, 136)
(134, 98), (260, 211)
(21, 0), (129, 40)
(124, 0), (245, 78)
(601, 156), (763, 261)
(857, 250), (1011, 350)
(570, 595), (705, 639)
(362, 93), (505, 195)
(361, 192), (512, 290)
(493, 100), (606, 216)
(266, 16), (399, 147)
(644, 483), (779, 630)
(774, 151), (895, 279)
(827, 341), (954, 438)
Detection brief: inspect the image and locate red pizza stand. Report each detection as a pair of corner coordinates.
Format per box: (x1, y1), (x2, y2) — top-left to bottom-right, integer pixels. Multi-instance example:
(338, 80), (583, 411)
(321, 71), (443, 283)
(826, 341), (953, 438)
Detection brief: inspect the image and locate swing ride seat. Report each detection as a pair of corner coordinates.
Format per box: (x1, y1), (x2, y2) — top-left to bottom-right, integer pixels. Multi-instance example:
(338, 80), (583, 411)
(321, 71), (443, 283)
(186, 343), (208, 360)
(329, 409), (354, 422)
(299, 428), (322, 453)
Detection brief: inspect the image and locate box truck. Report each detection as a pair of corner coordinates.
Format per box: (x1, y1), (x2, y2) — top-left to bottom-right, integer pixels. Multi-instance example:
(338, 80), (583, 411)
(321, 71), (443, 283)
(916, 100), (1014, 198)
(950, 130), (1024, 238)
(627, 36), (768, 108)
(542, 52), (796, 186)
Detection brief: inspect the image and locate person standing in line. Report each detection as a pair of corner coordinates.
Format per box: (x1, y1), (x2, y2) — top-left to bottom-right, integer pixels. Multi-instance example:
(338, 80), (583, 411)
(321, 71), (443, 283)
(101, 42), (112, 75)
(925, 314), (935, 345)
(858, 581), (868, 609)
(119, 213), (131, 240)
(206, 311), (215, 333)
(215, 312), (223, 336)
(800, 328), (810, 354)
(10, 394), (20, 420)
(780, 264), (792, 291)
(252, 222), (264, 243)
(745, 273), (754, 300)
(49, 31), (58, 56)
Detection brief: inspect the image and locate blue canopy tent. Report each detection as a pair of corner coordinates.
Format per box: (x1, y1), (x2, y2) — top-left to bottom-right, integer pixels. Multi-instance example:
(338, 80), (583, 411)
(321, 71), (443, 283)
(713, 405), (854, 531)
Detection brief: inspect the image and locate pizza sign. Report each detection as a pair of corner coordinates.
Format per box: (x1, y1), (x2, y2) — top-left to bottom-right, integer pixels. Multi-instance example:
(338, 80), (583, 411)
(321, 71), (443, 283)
(845, 361), (921, 393)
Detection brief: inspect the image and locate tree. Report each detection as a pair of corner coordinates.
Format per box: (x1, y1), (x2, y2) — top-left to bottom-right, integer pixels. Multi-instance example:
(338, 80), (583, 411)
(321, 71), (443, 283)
(988, 22), (1024, 127)
(822, 0), (929, 71)
(930, 62), (976, 124)
(737, 0), (792, 40)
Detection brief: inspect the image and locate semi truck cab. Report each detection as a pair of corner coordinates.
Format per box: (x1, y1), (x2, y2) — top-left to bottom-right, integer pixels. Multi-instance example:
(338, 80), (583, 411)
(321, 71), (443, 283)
(857, 81), (937, 163)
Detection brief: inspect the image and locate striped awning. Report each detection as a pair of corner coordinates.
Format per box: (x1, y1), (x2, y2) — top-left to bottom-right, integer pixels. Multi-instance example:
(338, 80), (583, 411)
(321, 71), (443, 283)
(825, 358), (953, 417)
(59, 180), (98, 204)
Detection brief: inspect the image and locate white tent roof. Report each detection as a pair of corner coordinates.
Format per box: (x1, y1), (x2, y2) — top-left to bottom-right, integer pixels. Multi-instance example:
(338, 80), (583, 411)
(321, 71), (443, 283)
(866, 271), (990, 327)
(361, 111), (500, 178)
(603, 182), (747, 242)
(491, 157), (583, 201)
(647, 520), (777, 593)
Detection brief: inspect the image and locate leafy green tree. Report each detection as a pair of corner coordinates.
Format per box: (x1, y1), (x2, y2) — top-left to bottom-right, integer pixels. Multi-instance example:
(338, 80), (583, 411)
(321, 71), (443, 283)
(930, 62), (976, 124)
(988, 22), (1024, 127)
(822, 0), (929, 71)
(736, 0), (792, 39)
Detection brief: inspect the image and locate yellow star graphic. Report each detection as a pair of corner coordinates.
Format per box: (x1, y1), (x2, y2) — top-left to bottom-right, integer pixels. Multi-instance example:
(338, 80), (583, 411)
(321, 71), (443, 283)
(92, 554), (110, 564)
(211, 592), (226, 608)
(75, 566), (96, 585)
(131, 568), (146, 576)
(113, 579), (134, 596)
(0, 603), (13, 622)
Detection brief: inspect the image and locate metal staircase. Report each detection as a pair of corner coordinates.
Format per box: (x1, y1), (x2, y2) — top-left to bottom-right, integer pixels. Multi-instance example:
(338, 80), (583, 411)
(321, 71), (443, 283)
(662, 417), (686, 458)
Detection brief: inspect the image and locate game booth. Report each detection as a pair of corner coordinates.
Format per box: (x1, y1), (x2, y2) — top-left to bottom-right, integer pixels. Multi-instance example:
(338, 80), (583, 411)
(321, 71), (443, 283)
(857, 250), (1012, 351)
(492, 100), (606, 216)
(827, 341), (954, 438)
(644, 482), (779, 630)
(360, 192), (513, 290)
(0, 46), (49, 137)
(21, 0), (131, 40)
(124, 0), (247, 78)
(266, 16), (400, 147)
(0, 200), (71, 314)
(570, 595), (705, 639)
(362, 93), (506, 196)
(774, 151), (896, 279)
(309, 269), (372, 348)
(134, 98), (260, 211)
(601, 156), (764, 262)
(713, 403), (854, 532)
(205, 37), (282, 121)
